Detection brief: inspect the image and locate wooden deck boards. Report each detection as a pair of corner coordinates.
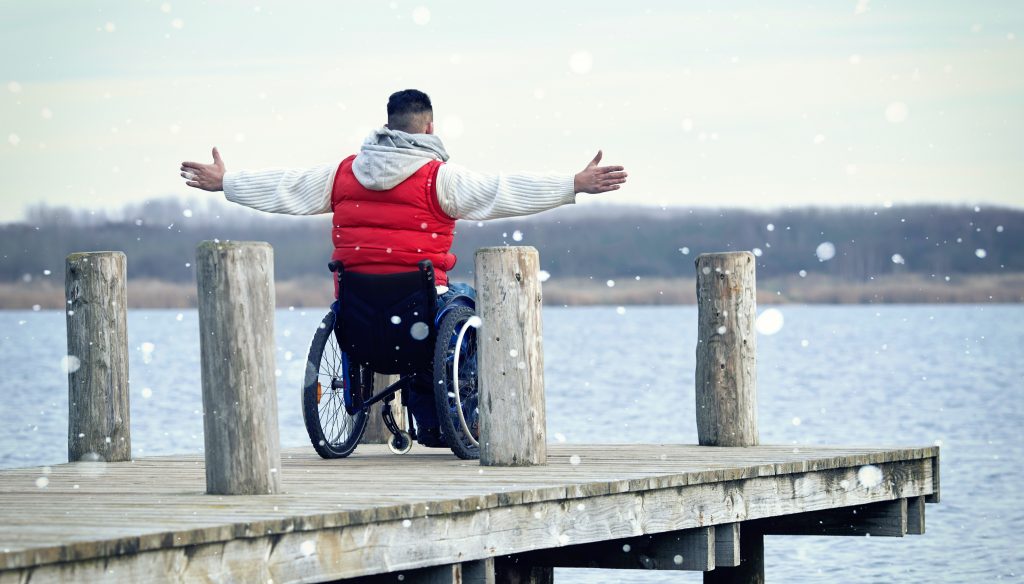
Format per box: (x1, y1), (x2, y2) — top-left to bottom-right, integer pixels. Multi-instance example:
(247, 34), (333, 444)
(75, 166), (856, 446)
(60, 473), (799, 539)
(0, 443), (938, 581)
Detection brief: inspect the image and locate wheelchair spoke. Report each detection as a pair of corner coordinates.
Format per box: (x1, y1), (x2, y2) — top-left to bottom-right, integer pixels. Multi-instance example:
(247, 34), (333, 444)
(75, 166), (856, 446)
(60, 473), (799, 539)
(304, 311), (367, 458)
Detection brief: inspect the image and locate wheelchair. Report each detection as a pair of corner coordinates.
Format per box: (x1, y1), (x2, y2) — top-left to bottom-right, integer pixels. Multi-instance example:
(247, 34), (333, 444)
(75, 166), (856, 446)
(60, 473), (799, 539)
(301, 259), (481, 460)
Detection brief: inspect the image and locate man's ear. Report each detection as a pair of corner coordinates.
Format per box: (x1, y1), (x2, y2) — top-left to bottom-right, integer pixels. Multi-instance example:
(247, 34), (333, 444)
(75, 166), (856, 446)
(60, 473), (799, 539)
(425, 120), (434, 135)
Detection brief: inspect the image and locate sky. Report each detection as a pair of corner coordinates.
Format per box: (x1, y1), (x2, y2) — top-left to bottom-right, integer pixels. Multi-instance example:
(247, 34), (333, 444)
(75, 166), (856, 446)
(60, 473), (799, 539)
(0, 0), (1022, 222)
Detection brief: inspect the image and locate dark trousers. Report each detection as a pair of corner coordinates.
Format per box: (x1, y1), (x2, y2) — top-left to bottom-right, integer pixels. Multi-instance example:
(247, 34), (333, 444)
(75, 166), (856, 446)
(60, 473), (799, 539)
(404, 282), (476, 430)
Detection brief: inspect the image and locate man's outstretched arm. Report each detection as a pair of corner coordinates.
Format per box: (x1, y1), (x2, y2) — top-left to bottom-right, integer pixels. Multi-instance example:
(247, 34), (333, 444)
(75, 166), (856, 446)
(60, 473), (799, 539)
(180, 147), (335, 215)
(572, 150), (627, 195)
(436, 150), (628, 221)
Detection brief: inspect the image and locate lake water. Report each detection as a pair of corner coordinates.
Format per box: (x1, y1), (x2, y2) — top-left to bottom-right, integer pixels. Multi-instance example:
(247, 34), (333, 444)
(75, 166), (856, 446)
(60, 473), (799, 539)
(1, 305), (1021, 582)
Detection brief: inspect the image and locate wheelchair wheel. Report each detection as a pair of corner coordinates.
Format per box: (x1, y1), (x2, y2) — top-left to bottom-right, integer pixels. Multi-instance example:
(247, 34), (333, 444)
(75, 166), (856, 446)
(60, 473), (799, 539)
(302, 311), (369, 458)
(433, 305), (480, 460)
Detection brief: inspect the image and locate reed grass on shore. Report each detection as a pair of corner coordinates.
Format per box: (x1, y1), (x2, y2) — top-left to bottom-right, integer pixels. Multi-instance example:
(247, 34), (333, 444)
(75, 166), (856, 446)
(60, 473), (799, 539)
(1, 273), (1021, 310)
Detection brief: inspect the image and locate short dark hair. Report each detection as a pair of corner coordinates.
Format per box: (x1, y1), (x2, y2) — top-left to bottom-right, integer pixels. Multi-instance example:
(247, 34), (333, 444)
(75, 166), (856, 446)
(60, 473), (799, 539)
(387, 89), (433, 133)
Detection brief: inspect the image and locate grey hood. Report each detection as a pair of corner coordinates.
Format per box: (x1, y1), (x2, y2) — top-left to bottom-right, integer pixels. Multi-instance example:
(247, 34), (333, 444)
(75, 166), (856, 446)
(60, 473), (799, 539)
(351, 127), (450, 191)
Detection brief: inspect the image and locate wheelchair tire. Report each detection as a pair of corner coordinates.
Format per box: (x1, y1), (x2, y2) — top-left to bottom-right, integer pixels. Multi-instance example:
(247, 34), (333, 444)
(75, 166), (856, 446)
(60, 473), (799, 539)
(433, 305), (480, 460)
(302, 311), (368, 458)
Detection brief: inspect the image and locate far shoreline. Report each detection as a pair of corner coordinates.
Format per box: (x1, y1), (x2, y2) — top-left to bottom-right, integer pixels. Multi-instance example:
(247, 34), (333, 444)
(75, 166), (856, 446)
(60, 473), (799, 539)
(1, 273), (1021, 309)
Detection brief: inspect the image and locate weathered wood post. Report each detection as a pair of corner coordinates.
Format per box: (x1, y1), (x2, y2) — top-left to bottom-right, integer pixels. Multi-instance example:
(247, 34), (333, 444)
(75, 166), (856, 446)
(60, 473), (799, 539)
(695, 251), (762, 584)
(65, 251), (131, 463)
(361, 373), (407, 443)
(196, 241), (281, 495)
(475, 246), (546, 466)
(695, 252), (759, 447)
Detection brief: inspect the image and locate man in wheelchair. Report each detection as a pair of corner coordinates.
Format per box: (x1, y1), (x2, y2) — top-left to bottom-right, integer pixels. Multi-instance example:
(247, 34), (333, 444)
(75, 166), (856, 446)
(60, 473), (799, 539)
(181, 89), (627, 456)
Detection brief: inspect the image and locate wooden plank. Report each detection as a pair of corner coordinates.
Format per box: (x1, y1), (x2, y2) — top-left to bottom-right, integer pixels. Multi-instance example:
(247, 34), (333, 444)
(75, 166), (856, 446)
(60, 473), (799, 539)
(64, 251), (131, 463)
(758, 499), (908, 537)
(341, 563), (462, 583)
(195, 241), (281, 495)
(714, 522), (741, 567)
(0, 445), (938, 576)
(927, 450), (941, 502)
(0, 456), (937, 573)
(907, 496), (926, 535)
(476, 246), (547, 466)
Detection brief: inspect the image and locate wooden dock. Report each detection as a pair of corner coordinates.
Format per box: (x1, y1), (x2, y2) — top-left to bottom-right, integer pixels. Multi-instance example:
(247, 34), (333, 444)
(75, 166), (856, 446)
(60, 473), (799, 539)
(7, 246), (940, 582)
(0, 443), (938, 582)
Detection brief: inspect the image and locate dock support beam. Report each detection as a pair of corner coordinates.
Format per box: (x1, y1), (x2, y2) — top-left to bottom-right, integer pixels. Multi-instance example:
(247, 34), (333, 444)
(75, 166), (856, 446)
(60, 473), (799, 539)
(65, 251), (131, 463)
(705, 523), (764, 584)
(475, 246), (547, 467)
(196, 241), (282, 495)
(695, 251), (762, 583)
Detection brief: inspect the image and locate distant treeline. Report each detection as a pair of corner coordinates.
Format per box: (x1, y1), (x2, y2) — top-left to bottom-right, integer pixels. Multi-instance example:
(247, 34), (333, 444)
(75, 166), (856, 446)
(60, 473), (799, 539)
(1, 198), (1020, 284)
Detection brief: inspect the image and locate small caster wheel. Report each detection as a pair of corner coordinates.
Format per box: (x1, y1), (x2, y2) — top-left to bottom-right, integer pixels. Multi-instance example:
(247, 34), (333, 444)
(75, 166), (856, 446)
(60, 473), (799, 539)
(387, 430), (413, 454)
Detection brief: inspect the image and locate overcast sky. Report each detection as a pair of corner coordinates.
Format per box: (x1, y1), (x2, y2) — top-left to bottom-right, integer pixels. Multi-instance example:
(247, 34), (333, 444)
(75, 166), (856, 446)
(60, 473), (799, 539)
(0, 1), (1021, 222)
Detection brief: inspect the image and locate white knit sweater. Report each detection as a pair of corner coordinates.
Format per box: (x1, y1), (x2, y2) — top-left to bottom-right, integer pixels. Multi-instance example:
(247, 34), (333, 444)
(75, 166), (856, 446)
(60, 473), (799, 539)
(223, 161), (577, 221)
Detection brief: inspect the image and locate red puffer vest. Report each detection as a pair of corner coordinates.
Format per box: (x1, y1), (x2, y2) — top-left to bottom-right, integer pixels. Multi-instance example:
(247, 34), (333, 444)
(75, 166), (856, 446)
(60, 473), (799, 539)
(330, 154), (457, 287)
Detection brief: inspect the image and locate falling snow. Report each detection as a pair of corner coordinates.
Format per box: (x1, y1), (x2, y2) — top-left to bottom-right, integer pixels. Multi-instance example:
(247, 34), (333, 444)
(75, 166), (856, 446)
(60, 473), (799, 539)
(410, 322), (429, 341)
(756, 308), (784, 335)
(815, 242), (836, 262)
(140, 342), (156, 364)
(857, 465), (883, 488)
(411, 6), (431, 25)
(569, 50), (593, 74)
(885, 102), (909, 123)
(61, 355), (81, 374)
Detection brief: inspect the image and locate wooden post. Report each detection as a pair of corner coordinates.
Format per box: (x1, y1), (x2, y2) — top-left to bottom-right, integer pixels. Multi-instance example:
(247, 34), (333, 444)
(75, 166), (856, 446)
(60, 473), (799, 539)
(696, 252), (761, 583)
(361, 373), (407, 443)
(475, 246), (546, 466)
(694, 252), (759, 447)
(65, 251), (131, 463)
(705, 525), (764, 584)
(196, 241), (281, 495)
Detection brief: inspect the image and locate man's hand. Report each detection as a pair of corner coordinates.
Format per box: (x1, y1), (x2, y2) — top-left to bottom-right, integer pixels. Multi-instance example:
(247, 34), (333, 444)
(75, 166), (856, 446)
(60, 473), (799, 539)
(180, 147), (226, 192)
(573, 150), (627, 194)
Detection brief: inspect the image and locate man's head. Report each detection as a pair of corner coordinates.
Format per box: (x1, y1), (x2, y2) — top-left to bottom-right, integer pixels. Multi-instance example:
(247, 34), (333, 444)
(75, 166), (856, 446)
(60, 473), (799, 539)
(386, 89), (434, 134)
